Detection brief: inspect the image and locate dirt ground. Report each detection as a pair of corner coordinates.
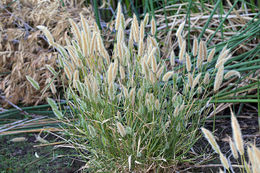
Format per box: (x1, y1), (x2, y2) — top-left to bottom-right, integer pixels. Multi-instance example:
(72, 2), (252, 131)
(0, 132), (85, 173)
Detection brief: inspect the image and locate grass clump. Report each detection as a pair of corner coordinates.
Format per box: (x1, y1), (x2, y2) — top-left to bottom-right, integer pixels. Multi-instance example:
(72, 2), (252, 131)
(38, 3), (242, 172)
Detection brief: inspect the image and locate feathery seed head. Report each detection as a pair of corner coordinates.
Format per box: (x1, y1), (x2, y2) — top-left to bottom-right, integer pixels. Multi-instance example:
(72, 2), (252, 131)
(138, 39), (144, 57)
(156, 65), (165, 79)
(119, 65), (125, 80)
(69, 19), (82, 48)
(64, 65), (72, 80)
(214, 65), (224, 92)
(207, 48), (216, 63)
(162, 71), (174, 82)
(219, 153), (229, 170)
(107, 63), (114, 84)
(151, 17), (156, 36)
(140, 21), (145, 41)
(192, 38), (198, 57)
(177, 35), (183, 49)
(143, 13), (149, 26)
(115, 3), (122, 31)
(231, 109), (244, 156)
(116, 122), (126, 137)
(203, 72), (210, 85)
(201, 127), (221, 154)
(143, 62), (149, 80)
(186, 54), (192, 72)
(113, 59), (119, 80)
(224, 70), (241, 79)
(37, 25), (55, 46)
(73, 70), (79, 88)
(155, 99), (160, 110)
(122, 84), (128, 98)
(176, 21), (185, 37)
(215, 58), (228, 69)
(192, 73), (202, 89)
(188, 73), (193, 87)
(202, 41), (207, 60)
(151, 54), (157, 73)
(229, 137), (239, 159)
(132, 14), (139, 42)
(170, 50), (175, 66)
(217, 49), (229, 65)
(149, 71), (156, 84)
(179, 40), (186, 62)
(197, 41), (204, 68)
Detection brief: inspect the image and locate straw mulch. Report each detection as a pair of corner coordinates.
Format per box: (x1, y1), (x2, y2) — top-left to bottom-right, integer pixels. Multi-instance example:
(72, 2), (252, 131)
(0, 0), (95, 107)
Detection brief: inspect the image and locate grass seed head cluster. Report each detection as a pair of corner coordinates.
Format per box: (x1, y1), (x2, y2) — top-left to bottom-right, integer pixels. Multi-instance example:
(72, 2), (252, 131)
(202, 109), (260, 173)
(39, 3), (242, 171)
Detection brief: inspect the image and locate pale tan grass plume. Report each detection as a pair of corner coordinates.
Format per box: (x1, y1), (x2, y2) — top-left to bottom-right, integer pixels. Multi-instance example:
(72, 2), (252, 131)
(188, 73), (193, 87)
(231, 108), (244, 156)
(186, 54), (191, 72)
(170, 50), (175, 66)
(229, 137), (239, 159)
(214, 65), (224, 92)
(201, 127), (221, 154)
(143, 13), (149, 26)
(219, 152), (229, 170)
(116, 122), (126, 137)
(107, 63), (114, 85)
(179, 40), (186, 62)
(156, 65), (165, 79)
(197, 41), (203, 68)
(115, 2), (122, 31)
(162, 71), (174, 82)
(176, 21), (185, 38)
(37, 26), (55, 46)
(192, 38), (198, 57)
(207, 48), (216, 63)
(151, 17), (156, 36)
(203, 72), (210, 85)
(224, 70), (241, 79)
(119, 65), (125, 80)
(192, 73), (202, 89)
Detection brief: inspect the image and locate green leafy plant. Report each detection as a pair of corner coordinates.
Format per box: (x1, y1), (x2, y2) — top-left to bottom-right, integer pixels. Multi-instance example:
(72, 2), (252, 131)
(37, 3), (246, 172)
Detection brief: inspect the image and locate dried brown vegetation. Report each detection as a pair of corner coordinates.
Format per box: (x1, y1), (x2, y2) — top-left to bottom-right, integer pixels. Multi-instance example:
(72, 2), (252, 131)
(0, 0), (95, 107)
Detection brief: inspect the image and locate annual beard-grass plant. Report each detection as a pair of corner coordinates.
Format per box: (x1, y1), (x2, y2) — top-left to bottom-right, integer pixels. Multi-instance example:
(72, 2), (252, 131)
(37, 3), (242, 172)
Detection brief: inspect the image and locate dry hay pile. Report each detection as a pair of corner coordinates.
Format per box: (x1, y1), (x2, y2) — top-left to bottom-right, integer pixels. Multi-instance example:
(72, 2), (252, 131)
(0, 0), (95, 107)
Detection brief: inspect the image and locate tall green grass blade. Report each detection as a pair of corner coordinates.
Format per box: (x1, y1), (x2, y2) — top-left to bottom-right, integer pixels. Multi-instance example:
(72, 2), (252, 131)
(93, 0), (102, 30)
(198, 0), (221, 42)
(207, 0), (239, 44)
